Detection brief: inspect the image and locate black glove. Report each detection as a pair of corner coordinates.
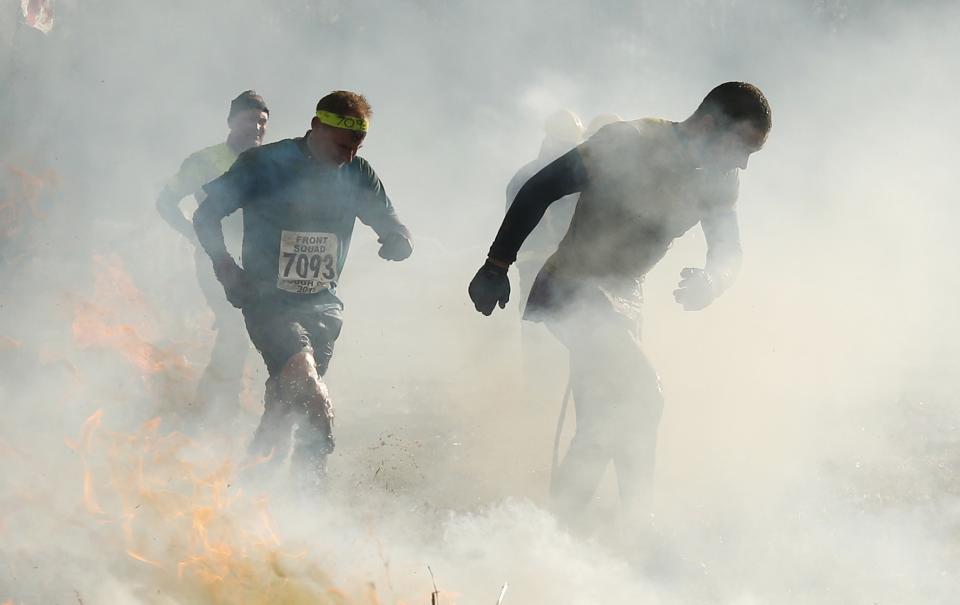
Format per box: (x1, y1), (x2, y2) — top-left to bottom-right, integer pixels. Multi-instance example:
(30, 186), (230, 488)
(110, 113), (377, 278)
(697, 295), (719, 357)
(469, 260), (510, 316)
(213, 259), (259, 309)
(673, 267), (717, 311)
(378, 232), (413, 261)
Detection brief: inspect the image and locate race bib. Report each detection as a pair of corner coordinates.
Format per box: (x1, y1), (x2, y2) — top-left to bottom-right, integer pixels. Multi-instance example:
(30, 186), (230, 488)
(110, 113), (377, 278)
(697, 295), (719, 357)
(277, 231), (339, 294)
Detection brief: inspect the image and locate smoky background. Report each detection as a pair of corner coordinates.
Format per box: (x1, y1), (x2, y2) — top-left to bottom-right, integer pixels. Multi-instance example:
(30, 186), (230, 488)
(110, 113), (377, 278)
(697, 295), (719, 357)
(2, 0), (960, 603)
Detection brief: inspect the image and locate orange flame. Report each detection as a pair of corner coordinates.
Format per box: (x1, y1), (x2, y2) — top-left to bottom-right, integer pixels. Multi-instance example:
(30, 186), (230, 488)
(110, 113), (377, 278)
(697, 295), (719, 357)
(0, 162), (58, 241)
(127, 550), (162, 567)
(70, 255), (196, 398)
(71, 307), (169, 376)
(68, 406), (437, 604)
(66, 409), (106, 515)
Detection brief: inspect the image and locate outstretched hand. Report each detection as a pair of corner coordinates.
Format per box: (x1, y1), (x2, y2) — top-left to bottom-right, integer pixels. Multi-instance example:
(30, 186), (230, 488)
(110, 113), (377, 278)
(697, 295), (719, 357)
(378, 232), (413, 261)
(673, 267), (716, 311)
(469, 260), (510, 316)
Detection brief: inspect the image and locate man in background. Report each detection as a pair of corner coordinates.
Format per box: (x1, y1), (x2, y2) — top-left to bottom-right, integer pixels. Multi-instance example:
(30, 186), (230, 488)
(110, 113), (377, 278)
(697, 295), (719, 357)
(584, 113), (623, 139)
(156, 90), (269, 413)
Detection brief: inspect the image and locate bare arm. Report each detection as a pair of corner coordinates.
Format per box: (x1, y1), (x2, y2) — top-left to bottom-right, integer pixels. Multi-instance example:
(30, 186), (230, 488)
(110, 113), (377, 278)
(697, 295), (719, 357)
(675, 170), (742, 311)
(701, 207), (743, 294)
(158, 153), (211, 243)
(155, 186), (198, 243)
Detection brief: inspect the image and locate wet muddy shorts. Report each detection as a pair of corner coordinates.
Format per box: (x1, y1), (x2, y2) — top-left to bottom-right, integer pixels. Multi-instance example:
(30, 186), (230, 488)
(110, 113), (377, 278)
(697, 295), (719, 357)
(242, 299), (344, 377)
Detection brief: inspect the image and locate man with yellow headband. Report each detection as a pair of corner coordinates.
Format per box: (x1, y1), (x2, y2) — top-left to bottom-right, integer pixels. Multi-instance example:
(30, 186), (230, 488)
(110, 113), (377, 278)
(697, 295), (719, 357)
(156, 90), (269, 415)
(194, 90), (412, 490)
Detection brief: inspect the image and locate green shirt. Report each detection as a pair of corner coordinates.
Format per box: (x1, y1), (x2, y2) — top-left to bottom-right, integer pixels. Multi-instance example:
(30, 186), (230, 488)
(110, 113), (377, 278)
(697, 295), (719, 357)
(198, 137), (409, 306)
(166, 143), (243, 249)
(167, 142), (237, 202)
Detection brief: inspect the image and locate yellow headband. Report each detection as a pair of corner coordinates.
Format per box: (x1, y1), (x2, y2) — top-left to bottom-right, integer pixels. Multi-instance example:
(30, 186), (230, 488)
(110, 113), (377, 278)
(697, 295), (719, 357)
(315, 110), (369, 133)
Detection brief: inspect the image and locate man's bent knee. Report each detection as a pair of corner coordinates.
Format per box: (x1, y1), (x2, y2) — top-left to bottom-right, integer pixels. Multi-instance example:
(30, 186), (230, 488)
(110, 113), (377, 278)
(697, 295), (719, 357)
(278, 351), (335, 451)
(280, 350), (317, 379)
(278, 351), (325, 400)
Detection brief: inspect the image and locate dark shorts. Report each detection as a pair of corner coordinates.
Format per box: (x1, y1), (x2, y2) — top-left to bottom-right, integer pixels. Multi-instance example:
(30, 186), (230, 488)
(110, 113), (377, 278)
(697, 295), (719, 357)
(243, 299), (344, 377)
(523, 266), (580, 323)
(524, 266), (644, 332)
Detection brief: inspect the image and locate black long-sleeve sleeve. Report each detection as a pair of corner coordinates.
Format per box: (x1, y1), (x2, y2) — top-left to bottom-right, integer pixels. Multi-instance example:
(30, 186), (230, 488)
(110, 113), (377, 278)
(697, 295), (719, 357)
(488, 148), (589, 264)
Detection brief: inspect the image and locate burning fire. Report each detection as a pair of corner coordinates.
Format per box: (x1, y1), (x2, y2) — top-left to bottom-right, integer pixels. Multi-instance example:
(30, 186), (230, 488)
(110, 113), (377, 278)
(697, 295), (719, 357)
(0, 163), (58, 244)
(0, 164), (59, 266)
(0, 247), (460, 603)
(65, 410), (425, 605)
(71, 255), (170, 374)
(65, 409), (106, 515)
(70, 254), (200, 410)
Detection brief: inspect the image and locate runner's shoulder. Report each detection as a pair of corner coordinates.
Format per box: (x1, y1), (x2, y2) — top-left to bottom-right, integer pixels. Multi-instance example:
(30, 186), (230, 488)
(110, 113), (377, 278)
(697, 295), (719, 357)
(345, 155), (380, 183)
(581, 119), (650, 165)
(624, 118), (677, 145)
(193, 142), (230, 158)
(236, 138), (300, 165)
(349, 154), (374, 172)
(181, 143), (229, 169)
(169, 143), (227, 193)
(583, 117), (673, 143)
(226, 139), (306, 181)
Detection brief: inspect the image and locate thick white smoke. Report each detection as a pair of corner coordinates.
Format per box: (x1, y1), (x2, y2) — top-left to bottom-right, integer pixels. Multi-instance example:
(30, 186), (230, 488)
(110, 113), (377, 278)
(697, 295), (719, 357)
(2, 0), (960, 603)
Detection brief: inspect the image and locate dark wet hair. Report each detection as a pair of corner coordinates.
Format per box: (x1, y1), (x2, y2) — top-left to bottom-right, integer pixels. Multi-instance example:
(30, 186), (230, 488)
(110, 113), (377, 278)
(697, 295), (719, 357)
(693, 82), (771, 133)
(315, 90), (372, 119)
(229, 90), (269, 121)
